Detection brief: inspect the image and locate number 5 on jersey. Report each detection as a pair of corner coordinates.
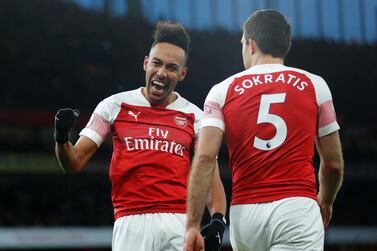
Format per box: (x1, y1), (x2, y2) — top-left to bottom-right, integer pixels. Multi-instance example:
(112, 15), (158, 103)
(254, 93), (287, 151)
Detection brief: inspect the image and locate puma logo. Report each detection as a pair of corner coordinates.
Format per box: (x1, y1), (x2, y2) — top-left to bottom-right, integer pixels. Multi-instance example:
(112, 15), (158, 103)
(216, 232), (221, 244)
(128, 111), (141, 121)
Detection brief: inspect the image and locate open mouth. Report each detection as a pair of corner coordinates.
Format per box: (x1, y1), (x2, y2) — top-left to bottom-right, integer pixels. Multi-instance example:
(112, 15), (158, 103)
(151, 80), (166, 95)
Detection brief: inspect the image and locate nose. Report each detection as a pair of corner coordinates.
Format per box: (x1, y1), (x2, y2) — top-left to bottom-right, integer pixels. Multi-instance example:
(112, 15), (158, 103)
(156, 66), (167, 79)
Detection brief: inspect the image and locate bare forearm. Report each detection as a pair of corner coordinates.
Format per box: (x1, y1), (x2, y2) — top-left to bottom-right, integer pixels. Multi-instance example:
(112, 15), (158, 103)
(316, 131), (344, 204)
(55, 142), (82, 173)
(206, 165), (226, 216)
(318, 160), (344, 204)
(187, 156), (216, 229)
(207, 189), (226, 216)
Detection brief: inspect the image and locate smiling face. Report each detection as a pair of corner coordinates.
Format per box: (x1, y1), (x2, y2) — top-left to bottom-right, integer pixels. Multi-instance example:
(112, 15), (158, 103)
(143, 42), (187, 106)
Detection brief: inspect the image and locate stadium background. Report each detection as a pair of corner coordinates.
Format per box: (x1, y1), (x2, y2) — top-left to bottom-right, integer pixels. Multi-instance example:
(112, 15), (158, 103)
(1, 0), (377, 250)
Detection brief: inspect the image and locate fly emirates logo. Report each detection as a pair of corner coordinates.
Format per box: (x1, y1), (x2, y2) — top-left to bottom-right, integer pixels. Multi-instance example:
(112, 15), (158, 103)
(124, 127), (185, 157)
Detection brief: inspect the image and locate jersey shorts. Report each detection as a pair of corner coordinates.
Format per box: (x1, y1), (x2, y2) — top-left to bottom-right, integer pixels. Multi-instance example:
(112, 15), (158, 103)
(229, 197), (324, 251)
(112, 213), (186, 251)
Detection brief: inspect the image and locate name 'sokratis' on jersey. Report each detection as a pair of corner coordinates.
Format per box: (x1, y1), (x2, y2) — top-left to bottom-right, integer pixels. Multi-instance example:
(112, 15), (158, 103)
(202, 64), (340, 205)
(80, 88), (203, 219)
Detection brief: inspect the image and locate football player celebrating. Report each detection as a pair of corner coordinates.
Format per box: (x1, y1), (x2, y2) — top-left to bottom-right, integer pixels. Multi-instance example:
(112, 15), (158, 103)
(185, 9), (344, 251)
(54, 21), (226, 251)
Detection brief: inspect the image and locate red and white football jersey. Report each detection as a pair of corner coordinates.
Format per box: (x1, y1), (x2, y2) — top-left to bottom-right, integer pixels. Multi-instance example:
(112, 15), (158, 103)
(80, 88), (203, 219)
(202, 64), (339, 205)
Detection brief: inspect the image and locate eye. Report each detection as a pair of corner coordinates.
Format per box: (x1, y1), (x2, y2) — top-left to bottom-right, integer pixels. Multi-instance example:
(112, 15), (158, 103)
(167, 65), (179, 72)
(151, 60), (162, 66)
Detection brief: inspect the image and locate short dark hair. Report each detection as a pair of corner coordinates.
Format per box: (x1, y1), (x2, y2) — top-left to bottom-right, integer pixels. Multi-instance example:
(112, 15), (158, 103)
(243, 9), (291, 58)
(152, 21), (190, 57)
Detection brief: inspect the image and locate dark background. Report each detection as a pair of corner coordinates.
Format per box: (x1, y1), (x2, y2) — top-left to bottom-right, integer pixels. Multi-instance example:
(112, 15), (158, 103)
(1, 0), (377, 250)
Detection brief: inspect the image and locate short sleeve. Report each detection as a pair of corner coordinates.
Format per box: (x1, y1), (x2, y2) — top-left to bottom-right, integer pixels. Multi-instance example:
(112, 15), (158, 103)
(79, 100), (115, 147)
(312, 75), (340, 137)
(201, 85), (226, 131)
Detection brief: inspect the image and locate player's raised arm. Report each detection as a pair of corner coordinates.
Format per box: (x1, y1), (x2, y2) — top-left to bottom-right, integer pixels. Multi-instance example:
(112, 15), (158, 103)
(54, 108), (98, 173)
(316, 131), (344, 228)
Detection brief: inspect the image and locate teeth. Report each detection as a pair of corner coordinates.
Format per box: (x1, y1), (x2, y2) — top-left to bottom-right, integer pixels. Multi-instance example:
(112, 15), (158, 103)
(152, 80), (165, 87)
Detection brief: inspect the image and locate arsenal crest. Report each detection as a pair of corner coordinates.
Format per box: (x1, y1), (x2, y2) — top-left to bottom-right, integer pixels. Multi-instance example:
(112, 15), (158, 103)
(174, 115), (188, 128)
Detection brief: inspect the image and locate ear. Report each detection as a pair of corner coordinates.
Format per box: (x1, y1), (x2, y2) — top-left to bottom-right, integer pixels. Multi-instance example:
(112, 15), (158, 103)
(179, 66), (188, 81)
(143, 56), (149, 71)
(250, 39), (258, 55)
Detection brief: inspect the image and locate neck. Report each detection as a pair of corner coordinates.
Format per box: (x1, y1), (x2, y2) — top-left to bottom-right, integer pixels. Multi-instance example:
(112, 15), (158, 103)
(141, 87), (177, 106)
(251, 54), (284, 68)
(165, 93), (178, 106)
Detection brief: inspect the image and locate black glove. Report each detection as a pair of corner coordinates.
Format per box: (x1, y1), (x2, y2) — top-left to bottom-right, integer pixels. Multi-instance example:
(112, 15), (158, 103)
(54, 108), (80, 144)
(200, 213), (226, 251)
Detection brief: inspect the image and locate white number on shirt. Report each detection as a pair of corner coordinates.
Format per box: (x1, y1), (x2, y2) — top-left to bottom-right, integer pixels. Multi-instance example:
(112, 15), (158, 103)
(253, 93), (287, 151)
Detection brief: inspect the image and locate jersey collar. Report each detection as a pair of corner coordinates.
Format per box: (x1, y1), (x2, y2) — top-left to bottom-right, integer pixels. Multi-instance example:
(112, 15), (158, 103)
(137, 87), (183, 109)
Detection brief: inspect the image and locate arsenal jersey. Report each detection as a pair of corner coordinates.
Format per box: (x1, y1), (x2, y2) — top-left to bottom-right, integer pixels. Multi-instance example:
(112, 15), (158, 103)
(202, 64), (340, 205)
(80, 88), (203, 219)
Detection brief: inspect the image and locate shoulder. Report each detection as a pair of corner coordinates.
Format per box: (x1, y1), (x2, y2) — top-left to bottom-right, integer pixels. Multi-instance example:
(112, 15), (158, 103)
(205, 69), (250, 107)
(175, 95), (203, 115)
(285, 66), (333, 105)
(284, 66), (327, 86)
(213, 69), (251, 93)
(93, 88), (146, 122)
(169, 94), (203, 121)
(102, 88), (146, 106)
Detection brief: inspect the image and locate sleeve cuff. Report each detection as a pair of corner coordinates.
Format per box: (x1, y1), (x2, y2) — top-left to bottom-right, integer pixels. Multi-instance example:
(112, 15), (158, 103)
(200, 118), (225, 131)
(79, 128), (104, 147)
(318, 121), (340, 137)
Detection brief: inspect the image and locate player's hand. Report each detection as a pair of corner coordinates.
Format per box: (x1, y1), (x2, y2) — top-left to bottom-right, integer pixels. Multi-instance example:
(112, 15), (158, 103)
(184, 228), (204, 251)
(200, 213), (226, 251)
(54, 108), (80, 144)
(317, 197), (333, 228)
